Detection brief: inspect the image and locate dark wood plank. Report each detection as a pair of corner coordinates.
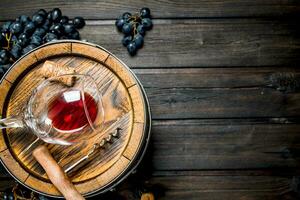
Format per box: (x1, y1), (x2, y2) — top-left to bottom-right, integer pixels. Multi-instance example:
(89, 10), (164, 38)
(146, 87), (300, 119)
(146, 171), (298, 200)
(80, 19), (300, 68)
(148, 176), (298, 200)
(0, 0), (299, 20)
(151, 119), (300, 170)
(109, 170), (299, 200)
(133, 67), (300, 89)
(133, 67), (300, 119)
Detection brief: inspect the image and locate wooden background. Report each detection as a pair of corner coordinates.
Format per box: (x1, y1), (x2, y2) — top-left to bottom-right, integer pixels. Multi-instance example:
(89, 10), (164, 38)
(1, 1), (300, 199)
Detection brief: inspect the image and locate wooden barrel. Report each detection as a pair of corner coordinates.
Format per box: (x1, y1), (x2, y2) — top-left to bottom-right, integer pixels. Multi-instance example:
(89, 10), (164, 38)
(0, 40), (151, 198)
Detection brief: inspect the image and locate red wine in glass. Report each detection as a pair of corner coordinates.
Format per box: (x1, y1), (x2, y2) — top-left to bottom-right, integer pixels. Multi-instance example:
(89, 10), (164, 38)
(47, 90), (98, 132)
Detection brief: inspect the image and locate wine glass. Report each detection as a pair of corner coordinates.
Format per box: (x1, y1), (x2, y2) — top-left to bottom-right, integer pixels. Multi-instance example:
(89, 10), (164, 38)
(0, 74), (105, 145)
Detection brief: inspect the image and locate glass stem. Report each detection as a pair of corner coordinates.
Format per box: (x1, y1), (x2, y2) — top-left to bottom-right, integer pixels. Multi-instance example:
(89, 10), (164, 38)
(0, 117), (24, 129)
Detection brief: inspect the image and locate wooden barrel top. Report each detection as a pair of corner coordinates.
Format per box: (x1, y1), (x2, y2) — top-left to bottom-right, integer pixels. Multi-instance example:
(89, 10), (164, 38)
(0, 41), (151, 197)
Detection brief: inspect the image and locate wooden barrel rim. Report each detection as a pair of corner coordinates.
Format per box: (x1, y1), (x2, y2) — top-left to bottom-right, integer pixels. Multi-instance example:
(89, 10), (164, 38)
(0, 40), (151, 198)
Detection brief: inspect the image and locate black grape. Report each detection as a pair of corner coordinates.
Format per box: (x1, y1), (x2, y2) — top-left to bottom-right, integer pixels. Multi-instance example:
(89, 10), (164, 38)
(18, 33), (28, 40)
(17, 37), (28, 47)
(68, 30), (80, 39)
(137, 25), (145, 36)
(122, 23), (133, 35)
(60, 16), (69, 24)
(73, 17), (85, 29)
(7, 192), (14, 200)
(52, 8), (62, 22)
(42, 19), (51, 31)
(1, 21), (12, 33)
(140, 8), (151, 18)
(30, 35), (42, 46)
(0, 33), (5, 46)
(50, 23), (64, 36)
(47, 11), (53, 21)
(10, 44), (22, 60)
(10, 22), (23, 35)
(141, 18), (152, 30)
(44, 32), (58, 42)
(63, 23), (75, 34)
(2, 191), (8, 200)
(24, 22), (36, 34)
(122, 35), (132, 47)
(38, 194), (51, 200)
(33, 28), (46, 37)
(18, 15), (30, 24)
(127, 41), (137, 55)
(0, 49), (10, 64)
(115, 18), (125, 31)
(1, 64), (11, 71)
(134, 34), (144, 49)
(36, 9), (47, 17)
(122, 12), (132, 21)
(32, 14), (45, 26)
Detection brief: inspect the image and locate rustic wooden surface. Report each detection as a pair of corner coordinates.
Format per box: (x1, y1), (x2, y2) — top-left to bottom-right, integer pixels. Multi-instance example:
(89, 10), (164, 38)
(1, 0), (300, 199)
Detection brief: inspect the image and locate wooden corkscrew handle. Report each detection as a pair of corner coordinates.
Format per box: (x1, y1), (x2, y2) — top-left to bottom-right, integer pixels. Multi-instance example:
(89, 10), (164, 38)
(33, 145), (85, 200)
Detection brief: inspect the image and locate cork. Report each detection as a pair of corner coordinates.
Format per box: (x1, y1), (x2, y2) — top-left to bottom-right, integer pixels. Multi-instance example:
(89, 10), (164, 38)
(40, 61), (76, 86)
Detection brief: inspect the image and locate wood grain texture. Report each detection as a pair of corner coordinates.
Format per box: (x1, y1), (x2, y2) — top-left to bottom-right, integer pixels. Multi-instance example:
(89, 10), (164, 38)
(128, 85), (146, 123)
(0, 79), (10, 117)
(4, 54), (37, 84)
(25, 174), (60, 196)
(72, 43), (109, 63)
(0, 42), (150, 197)
(131, 67), (300, 119)
(123, 123), (144, 161)
(79, 19), (300, 68)
(0, 149), (29, 182)
(1, 20), (299, 69)
(34, 43), (72, 60)
(0, 0), (299, 20)
(147, 87), (300, 119)
(145, 171), (299, 200)
(1, 169), (299, 199)
(133, 67), (300, 89)
(105, 55), (136, 88)
(151, 119), (300, 170)
(1, 1), (300, 198)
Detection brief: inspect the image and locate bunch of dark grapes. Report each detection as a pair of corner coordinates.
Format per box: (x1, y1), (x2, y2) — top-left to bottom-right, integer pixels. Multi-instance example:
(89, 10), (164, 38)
(0, 183), (58, 200)
(115, 8), (153, 56)
(0, 8), (86, 78)
(0, 190), (14, 200)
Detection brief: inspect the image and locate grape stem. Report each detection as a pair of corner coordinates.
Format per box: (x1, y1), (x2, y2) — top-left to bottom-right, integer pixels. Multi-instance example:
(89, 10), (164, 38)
(129, 13), (141, 38)
(3, 32), (12, 50)
(132, 22), (138, 37)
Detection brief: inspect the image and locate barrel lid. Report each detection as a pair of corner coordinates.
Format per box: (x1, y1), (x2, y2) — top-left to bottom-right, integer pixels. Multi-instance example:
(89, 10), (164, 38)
(0, 40), (151, 198)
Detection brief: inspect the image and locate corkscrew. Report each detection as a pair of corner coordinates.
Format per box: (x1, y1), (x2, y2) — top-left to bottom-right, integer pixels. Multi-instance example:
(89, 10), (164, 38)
(64, 127), (122, 176)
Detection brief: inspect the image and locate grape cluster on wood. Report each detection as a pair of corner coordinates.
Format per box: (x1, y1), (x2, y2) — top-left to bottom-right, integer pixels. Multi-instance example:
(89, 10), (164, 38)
(115, 8), (153, 56)
(0, 8), (86, 77)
